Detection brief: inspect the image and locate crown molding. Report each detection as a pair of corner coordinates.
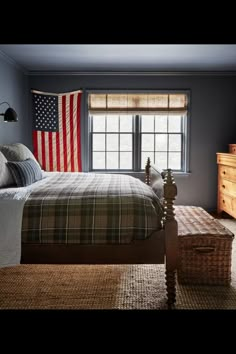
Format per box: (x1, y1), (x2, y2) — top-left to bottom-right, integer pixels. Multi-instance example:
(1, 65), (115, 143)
(0, 50), (28, 74)
(28, 70), (236, 76)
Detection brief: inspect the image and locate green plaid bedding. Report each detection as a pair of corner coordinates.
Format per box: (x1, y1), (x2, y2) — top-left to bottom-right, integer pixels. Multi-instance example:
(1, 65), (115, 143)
(21, 173), (163, 244)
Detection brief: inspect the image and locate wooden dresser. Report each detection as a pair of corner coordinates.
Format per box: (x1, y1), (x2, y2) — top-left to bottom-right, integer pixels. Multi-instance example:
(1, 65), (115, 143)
(217, 153), (236, 218)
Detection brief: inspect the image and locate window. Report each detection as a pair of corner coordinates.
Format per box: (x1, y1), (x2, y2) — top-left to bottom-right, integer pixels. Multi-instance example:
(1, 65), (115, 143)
(141, 114), (183, 170)
(89, 93), (189, 172)
(91, 114), (133, 170)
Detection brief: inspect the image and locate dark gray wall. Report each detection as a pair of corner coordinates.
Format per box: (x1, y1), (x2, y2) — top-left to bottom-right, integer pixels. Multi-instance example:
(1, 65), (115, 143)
(28, 74), (236, 210)
(0, 56), (30, 147)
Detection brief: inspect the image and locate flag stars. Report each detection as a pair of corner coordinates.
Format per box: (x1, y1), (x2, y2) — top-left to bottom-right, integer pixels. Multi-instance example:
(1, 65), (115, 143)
(33, 93), (59, 132)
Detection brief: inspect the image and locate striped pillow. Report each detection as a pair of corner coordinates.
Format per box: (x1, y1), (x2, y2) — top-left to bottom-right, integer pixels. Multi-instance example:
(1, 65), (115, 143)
(7, 158), (43, 187)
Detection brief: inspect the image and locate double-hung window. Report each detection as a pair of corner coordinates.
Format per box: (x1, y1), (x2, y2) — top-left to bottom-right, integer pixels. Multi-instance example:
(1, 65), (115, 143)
(89, 92), (189, 172)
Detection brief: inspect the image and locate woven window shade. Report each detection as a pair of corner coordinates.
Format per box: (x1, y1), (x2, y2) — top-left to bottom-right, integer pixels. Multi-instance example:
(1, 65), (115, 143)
(88, 93), (187, 114)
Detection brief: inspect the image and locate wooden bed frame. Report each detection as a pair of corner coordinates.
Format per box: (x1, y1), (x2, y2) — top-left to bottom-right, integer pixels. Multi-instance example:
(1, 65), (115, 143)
(21, 158), (178, 308)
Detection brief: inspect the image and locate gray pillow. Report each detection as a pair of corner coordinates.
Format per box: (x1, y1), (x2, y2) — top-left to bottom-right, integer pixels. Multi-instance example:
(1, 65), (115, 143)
(0, 151), (15, 188)
(151, 167), (165, 199)
(0, 143), (41, 168)
(7, 158), (43, 187)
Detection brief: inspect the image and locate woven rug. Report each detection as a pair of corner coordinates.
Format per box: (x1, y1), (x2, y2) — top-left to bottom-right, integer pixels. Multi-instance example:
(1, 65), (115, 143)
(0, 219), (236, 310)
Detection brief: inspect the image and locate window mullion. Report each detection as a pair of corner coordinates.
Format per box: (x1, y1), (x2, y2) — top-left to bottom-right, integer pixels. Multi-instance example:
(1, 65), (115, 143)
(154, 115), (156, 165)
(105, 115), (107, 170)
(167, 114), (169, 169)
(133, 115), (140, 171)
(90, 116), (93, 171)
(181, 115), (184, 171)
(118, 115), (120, 169)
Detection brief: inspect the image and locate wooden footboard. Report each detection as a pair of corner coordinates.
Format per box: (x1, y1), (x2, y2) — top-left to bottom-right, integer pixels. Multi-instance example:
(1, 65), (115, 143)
(145, 157), (178, 308)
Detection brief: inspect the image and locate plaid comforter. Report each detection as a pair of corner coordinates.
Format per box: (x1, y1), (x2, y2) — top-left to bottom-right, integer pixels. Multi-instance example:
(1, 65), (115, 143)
(22, 173), (163, 244)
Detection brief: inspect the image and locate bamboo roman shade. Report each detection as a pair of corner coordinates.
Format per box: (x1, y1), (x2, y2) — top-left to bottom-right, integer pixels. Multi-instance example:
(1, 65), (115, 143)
(88, 93), (188, 114)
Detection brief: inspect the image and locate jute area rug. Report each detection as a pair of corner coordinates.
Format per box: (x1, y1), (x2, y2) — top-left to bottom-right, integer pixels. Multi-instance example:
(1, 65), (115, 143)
(0, 219), (236, 310)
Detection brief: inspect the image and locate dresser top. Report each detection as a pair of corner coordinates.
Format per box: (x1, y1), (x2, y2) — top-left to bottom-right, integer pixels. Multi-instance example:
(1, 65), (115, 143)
(217, 153), (236, 168)
(216, 152), (236, 156)
(217, 153), (236, 157)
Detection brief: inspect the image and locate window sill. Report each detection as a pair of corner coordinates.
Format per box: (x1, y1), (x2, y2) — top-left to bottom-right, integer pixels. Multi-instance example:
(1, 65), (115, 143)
(172, 172), (191, 177)
(89, 170), (191, 176)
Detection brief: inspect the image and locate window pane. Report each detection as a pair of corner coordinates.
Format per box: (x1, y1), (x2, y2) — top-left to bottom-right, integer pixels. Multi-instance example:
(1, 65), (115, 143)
(168, 115), (181, 132)
(120, 134), (132, 151)
(106, 115), (119, 132)
(107, 134), (118, 151)
(120, 152), (132, 169)
(169, 134), (181, 151)
(142, 152), (154, 170)
(93, 134), (105, 151)
(155, 152), (167, 170)
(155, 115), (167, 132)
(92, 115), (105, 132)
(142, 134), (154, 151)
(141, 115), (154, 132)
(93, 152), (105, 169)
(155, 134), (167, 151)
(120, 115), (133, 132)
(169, 152), (181, 170)
(107, 152), (118, 169)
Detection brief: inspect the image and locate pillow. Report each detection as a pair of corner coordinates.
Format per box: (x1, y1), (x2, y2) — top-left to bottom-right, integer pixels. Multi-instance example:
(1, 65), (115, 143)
(0, 151), (15, 188)
(0, 143), (41, 168)
(7, 158), (43, 187)
(150, 166), (165, 199)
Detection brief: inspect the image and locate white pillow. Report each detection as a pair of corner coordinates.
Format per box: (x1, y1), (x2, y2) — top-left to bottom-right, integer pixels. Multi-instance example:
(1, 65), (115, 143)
(0, 151), (15, 188)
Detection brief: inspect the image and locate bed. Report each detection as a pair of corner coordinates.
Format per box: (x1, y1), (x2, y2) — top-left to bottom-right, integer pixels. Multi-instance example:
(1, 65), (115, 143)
(0, 154), (178, 307)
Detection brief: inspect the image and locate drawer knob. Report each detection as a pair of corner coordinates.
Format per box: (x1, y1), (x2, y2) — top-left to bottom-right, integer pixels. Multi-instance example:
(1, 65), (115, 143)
(223, 171), (226, 174)
(222, 185), (225, 188)
(223, 200), (225, 203)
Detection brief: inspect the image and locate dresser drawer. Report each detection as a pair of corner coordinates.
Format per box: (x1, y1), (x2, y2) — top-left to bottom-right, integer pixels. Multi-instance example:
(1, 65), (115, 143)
(218, 192), (236, 218)
(218, 165), (236, 183)
(219, 178), (236, 196)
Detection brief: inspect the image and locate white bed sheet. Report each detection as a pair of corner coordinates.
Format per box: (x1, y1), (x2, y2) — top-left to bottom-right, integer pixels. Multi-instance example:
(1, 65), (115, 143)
(0, 172), (58, 268)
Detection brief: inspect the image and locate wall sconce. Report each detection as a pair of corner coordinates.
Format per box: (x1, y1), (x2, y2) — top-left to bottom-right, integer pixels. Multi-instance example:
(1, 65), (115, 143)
(0, 102), (18, 122)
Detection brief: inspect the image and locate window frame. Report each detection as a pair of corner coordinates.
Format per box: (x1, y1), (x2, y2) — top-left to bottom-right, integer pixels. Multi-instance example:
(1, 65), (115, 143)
(86, 90), (190, 174)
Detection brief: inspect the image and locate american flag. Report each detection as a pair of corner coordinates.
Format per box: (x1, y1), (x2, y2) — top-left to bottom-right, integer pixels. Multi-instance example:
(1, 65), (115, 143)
(32, 90), (82, 172)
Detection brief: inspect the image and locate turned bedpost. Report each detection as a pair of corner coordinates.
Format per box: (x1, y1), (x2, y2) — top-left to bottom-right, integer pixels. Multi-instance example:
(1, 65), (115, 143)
(163, 169), (178, 309)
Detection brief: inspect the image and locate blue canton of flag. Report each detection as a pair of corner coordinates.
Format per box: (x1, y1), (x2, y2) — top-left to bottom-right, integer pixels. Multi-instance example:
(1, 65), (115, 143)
(32, 93), (59, 132)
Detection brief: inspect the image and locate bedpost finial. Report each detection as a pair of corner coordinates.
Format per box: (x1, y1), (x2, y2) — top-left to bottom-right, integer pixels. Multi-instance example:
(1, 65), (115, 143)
(163, 169), (177, 221)
(164, 169), (177, 198)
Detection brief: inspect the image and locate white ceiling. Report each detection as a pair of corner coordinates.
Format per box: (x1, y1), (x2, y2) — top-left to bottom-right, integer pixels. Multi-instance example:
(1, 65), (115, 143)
(0, 45), (236, 72)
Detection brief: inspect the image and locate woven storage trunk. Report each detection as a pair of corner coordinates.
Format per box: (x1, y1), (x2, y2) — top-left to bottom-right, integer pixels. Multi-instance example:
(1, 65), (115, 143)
(175, 206), (234, 285)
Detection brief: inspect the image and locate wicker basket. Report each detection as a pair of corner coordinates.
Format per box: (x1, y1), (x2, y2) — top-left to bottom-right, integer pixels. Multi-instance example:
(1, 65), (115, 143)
(175, 206), (234, 285)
